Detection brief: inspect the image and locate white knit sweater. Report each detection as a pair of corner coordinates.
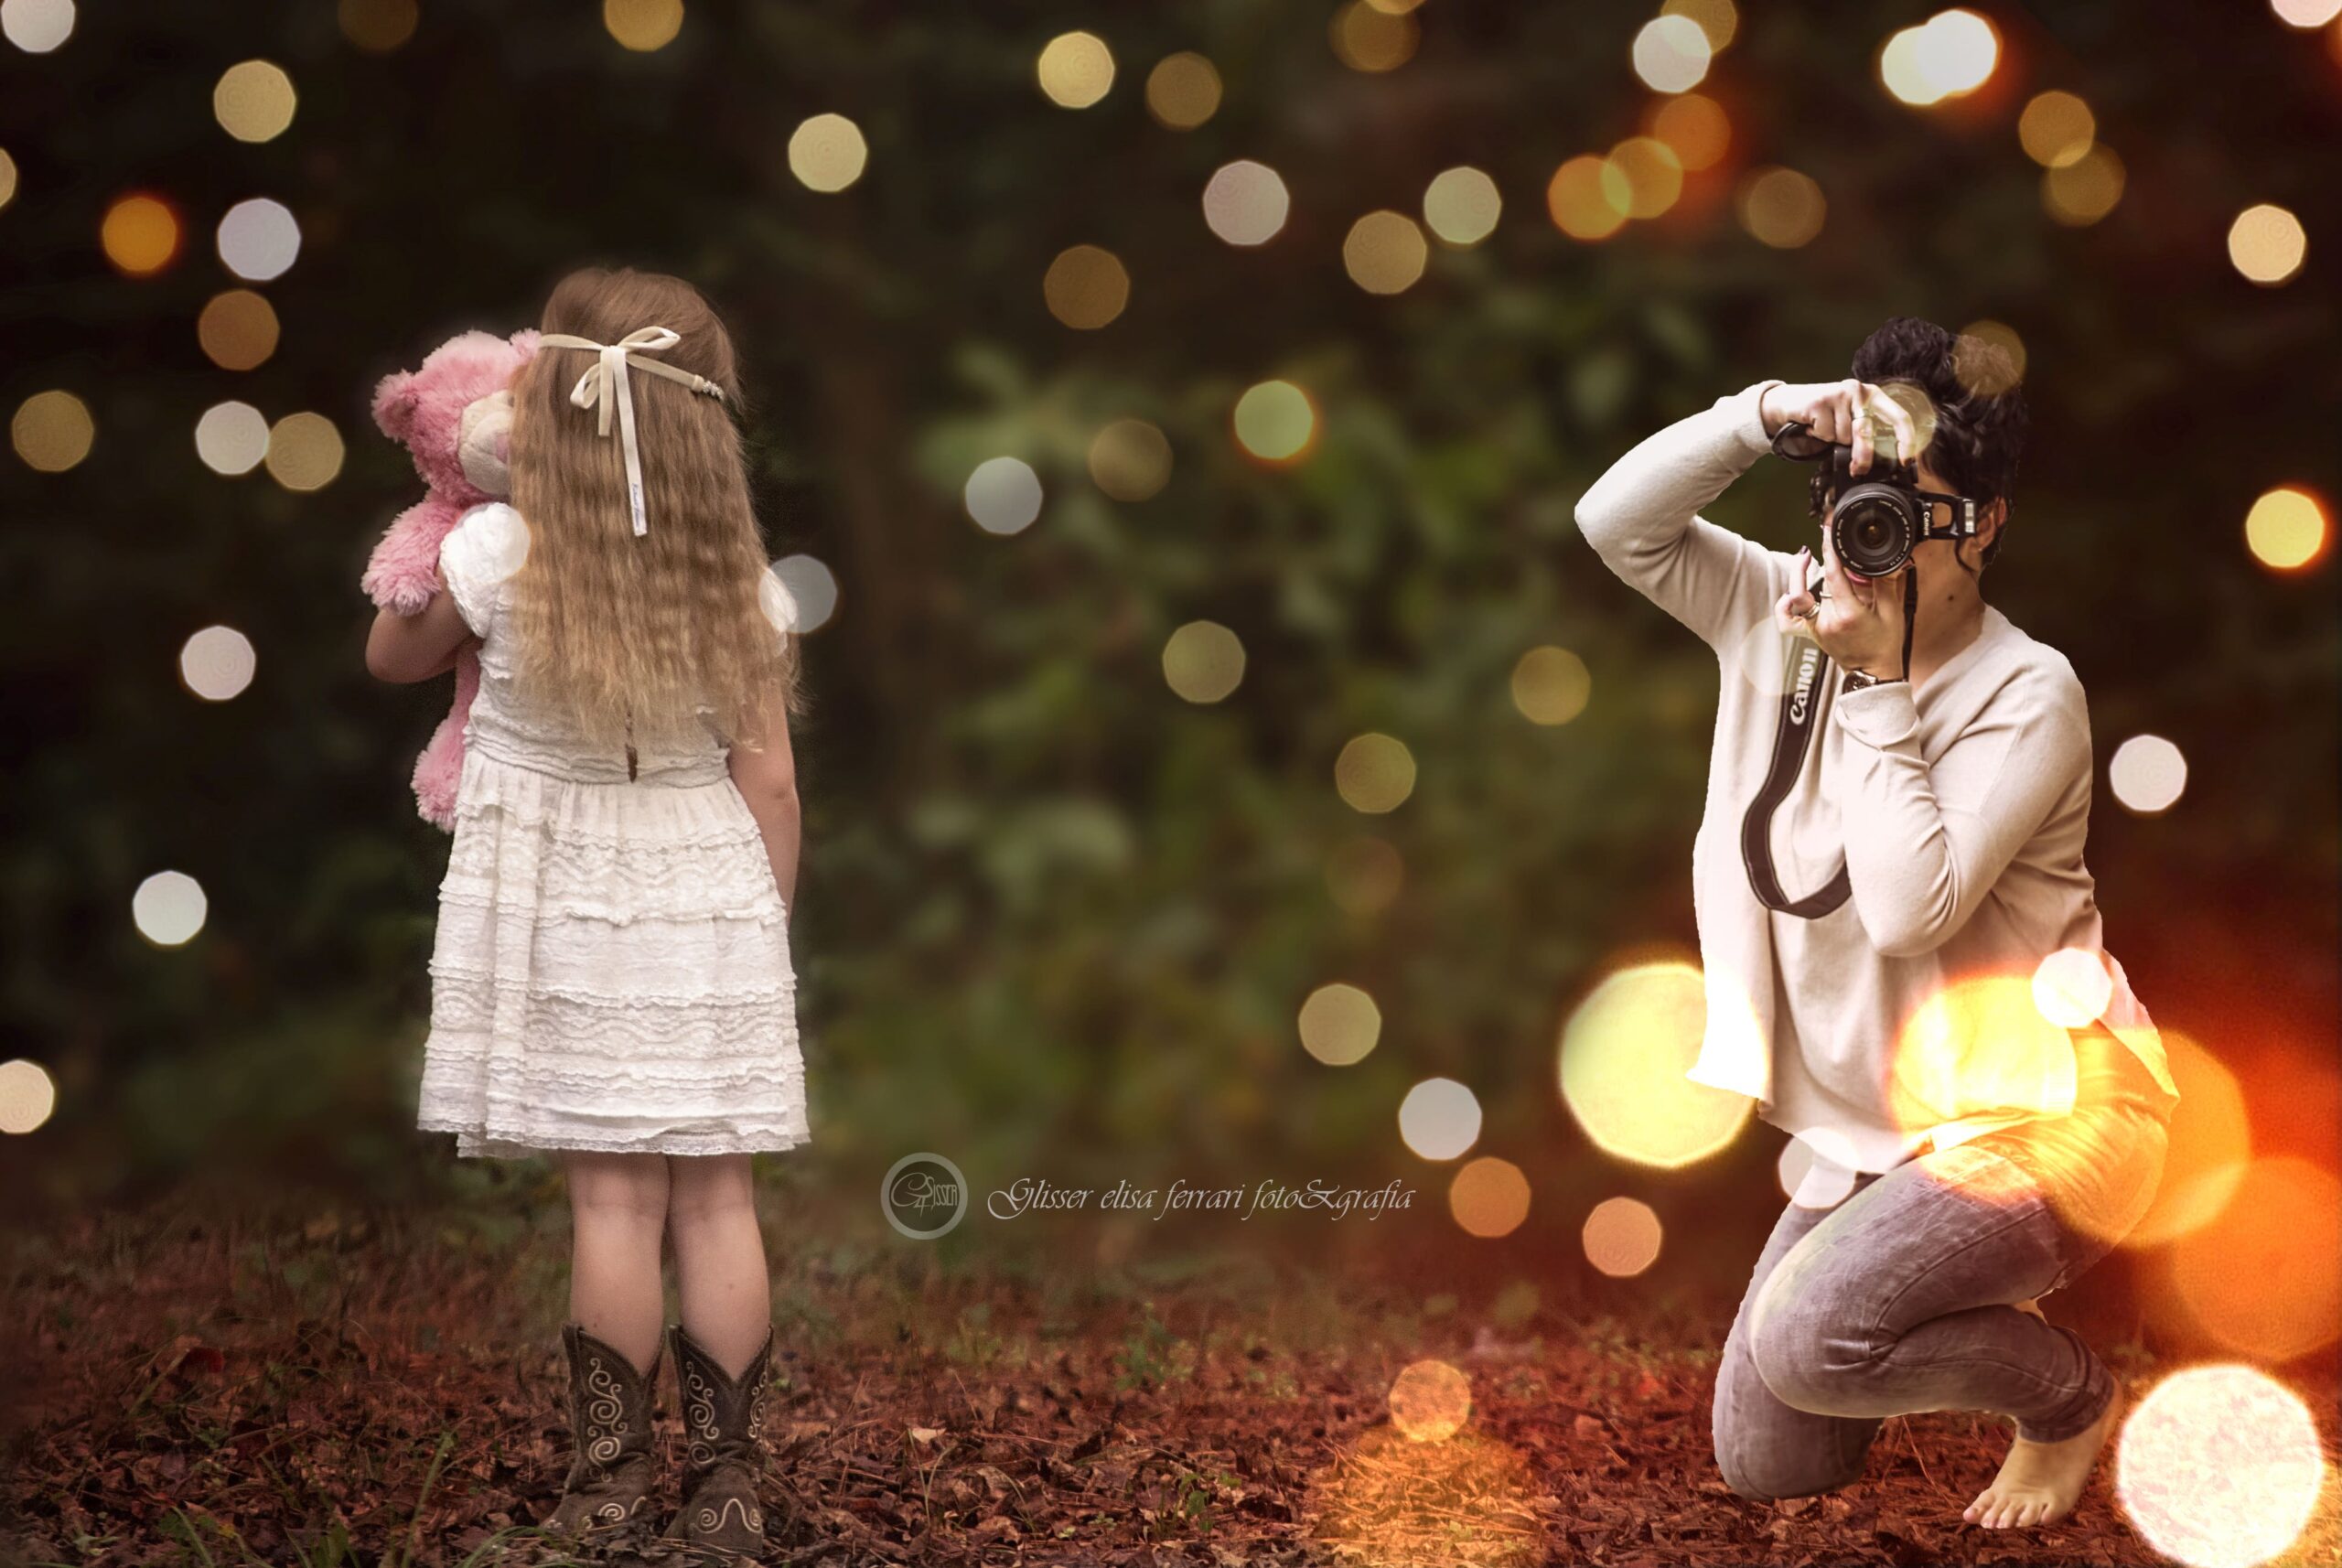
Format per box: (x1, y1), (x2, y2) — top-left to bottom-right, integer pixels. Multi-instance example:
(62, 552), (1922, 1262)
(1575, 380), (2179, 1199)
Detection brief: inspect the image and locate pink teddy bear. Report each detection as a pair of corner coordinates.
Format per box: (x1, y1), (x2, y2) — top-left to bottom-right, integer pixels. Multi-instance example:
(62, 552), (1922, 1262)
(360, 328), (539, 830)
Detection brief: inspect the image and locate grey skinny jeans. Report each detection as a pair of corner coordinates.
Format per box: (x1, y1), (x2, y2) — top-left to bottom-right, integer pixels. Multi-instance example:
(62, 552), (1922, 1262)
(1712, 1025), (2177, 1499)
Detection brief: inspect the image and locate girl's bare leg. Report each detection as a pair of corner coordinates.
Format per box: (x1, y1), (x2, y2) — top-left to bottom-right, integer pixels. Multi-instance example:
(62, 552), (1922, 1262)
(560, 1149), (671, 1376)
(667, 1153), (773, 1377)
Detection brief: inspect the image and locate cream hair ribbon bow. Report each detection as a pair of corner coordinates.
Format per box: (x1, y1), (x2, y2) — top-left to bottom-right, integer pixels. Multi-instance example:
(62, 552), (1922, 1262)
(539, 326), (725, 536)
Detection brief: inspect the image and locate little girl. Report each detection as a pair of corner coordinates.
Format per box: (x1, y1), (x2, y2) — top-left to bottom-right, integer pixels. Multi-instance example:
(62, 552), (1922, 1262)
(365, 266), (808, 1556)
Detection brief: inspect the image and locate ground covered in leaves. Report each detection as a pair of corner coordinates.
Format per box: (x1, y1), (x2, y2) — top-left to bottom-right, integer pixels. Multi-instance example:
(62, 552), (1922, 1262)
(5, 1180), (2337, 1568)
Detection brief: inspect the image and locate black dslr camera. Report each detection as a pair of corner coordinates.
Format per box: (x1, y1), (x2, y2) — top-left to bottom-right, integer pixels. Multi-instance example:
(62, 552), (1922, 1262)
(1770, 420), (1982, 577)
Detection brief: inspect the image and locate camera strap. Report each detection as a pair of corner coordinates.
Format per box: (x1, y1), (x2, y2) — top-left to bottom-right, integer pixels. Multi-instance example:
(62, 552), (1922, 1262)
(1741, 571), (1919, 918)
(1741, 636), (1852, 918)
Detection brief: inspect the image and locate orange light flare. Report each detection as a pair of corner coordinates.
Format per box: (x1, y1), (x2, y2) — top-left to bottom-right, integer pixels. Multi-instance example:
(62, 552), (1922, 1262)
(2116, 1364), (2333, 1568)
(1556, 957), (1756, 1171)
(2163, 1155), (2342, 1361)
(2120, 1027), (2253, 1250)
(1304, 1423), (1542, 1568)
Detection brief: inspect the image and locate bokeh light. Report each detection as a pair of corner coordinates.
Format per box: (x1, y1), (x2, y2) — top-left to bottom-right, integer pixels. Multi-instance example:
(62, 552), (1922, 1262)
(757, 565), (798, 634)
(1330, 1), (1418, 73)
(1043, 244), (1130, 328)
(2272, 0), (2342, 23)
(12, 390), (93, 472)
(1203, 160), (1290, 246)
(1398, 1079), (1481, 1161)
(2043, 145), (2125, 226)
(2031, 948), (2114, 1027)
(2244, 486), (2328, 571)
(1422, 167), (1500, 247)
(1890, 974), (2077, 1148)
(264, 412), (344, 492)
(1, 0), (73, 53)
(198, 289), (280, 371)
(1449, 1157), (1531, 1239)
(0, 147), (16, 210)
(1546, 155), (1628, 242)
(1335, 732), (1415, 813)
(217, 197), (301, 282)
(2117, 1365), (2327, 1568)
(1881, 8), (1999, 105)
(0, 1059), (58, 1135)
(2166, 1156), (2342, 1359)
(214, 59), (296, 143)
(1953, 319), (2025, 396)
(1661, 0), (1738, 50)
(1037, 30), (1114, 108)
(338, 0), (416, 52)
(788, 113), (867, 193)
(1582, 1196), (1664, 1277)
(1162, 620), (1246, 704)
(101, 194), (179, 277)
(133, 870), (207, 947)
(1305, 1427), (1541, 1568)
(1510, 646), (1591, 725)
(603, 0), (682, 52)
(1646, 92), (1730, 170)
(471, 507), (532, 586)
(1631, 15), (1711, 92)
(2110, 734), (2186, 814)
(1145, 51), (1220, 129)
(1778, 1128), (1862, 1208)
(1342, 210), (1428, 295)
(1089, 420), (1171, 501)
(2124, 1028), (2251, 1249)
(2228, 203), (2307, 285)
(1558, 961), (1756, 1168)
(1298, 982), (1380, 1066)
(1386, 1360), (1471, 1443)
(964, 456), (1043, 535)
(1326, 836), (1403, 915)
(1233, 379), (1316, 462)
(194, 401), (270, 477)
(2018, 90), (2096, 168)
(1608, 137), (1684, 220)
(180, 626), (257, 702)
(1736, 166), (1826, 248)
(770, 554), (837, 632)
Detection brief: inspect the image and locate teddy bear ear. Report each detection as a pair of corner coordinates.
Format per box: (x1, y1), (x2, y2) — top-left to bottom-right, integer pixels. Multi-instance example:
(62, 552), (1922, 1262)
(372, 370), (421, 440)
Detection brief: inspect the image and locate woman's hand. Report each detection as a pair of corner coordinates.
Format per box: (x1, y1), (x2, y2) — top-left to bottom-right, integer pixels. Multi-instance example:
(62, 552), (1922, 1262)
(1758, 379), (1919, 478)
(1778, 530), (1907, 680)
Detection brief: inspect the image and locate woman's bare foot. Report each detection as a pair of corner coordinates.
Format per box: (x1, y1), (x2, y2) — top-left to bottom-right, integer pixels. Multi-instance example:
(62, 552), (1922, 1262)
(1963, 1380), (2124, 1530)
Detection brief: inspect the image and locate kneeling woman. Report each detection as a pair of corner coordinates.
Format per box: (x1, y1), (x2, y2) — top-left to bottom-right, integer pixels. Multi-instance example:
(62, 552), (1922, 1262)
(1573, 317), (2181, 1531)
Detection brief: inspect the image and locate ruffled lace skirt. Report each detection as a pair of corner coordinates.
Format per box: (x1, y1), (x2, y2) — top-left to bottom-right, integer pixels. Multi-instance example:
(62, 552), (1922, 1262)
(417, 746), (810, 1159)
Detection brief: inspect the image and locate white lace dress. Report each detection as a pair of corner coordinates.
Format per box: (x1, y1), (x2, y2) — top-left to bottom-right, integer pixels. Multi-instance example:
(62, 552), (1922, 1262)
(414, 502), (810, 1159)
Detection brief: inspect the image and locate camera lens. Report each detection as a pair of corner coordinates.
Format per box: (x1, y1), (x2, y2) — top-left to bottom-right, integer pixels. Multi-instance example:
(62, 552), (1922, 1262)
(1832, 487), (1917, 576)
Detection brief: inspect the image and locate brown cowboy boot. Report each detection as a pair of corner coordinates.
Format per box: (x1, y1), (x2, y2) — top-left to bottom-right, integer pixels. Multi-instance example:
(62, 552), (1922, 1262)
(662, 1321), (775, 1557)
(542, 1321), (662, 1542)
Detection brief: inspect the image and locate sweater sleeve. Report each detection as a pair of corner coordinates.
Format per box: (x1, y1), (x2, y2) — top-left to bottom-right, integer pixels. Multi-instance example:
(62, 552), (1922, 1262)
(1832, 669), (2090, 958)
(1574, 379), (1796, 654)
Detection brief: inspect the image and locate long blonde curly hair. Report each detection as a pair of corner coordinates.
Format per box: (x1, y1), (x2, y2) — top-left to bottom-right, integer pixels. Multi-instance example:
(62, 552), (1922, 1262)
(506, 266), (800, 757)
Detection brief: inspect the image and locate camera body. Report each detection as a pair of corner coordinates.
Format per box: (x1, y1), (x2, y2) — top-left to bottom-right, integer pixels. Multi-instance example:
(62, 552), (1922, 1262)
(1773, 422), (1983, 577)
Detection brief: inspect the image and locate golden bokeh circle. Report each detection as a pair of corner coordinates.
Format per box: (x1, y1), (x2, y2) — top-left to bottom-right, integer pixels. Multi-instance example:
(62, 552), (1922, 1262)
(1608, 136), (1684, 220)
(214, 59), (297, 143)
(1449, 1157), (1531, 1239)
(604, 0), (683, 52)
(1203, 160), (1290, 246)
(1043, 244), (1130, 329)
(1330, 1), (1419, 73)
(2228, 203), (2307, 285)
(1546, 156), (1628, 242)
(2165, 1156), (2342, 1360)
(1736, 166), (1826, 248)
(1647, 92), (1730, 171)
(2244, 486), (2327, 571)
(1162, 620), (1246, 704)
(1342, 210), (1428, 295)
(0, 147), (16, 211)
(2018, 90), (2095, 169)
(338, 0), (417, 51)
(2042, 145), (2124, 226)
(1422, 166), (1501, 247)
(102, 194), (180, 276)
(1558, 961), (1756, 1168)
(1582, 1196), (1664, 1277)
(1335, 732), (1415, 813)
(1233, 379), (1315, 462)
(1661, 0), (1738, 50)
(264, 412), (346, 492)
(13, 390), (94, 472)
(1037, 30), (1115, 108)
(198, 289), (280, 371)
(1088, 419), (1171, 501)
(1953, 319), (2025, 397)
(1298, 982), (1380, 1066)
(1510, 646), (1591, 725)
(1145, 51), (1220, 129)
(1387, 1359), (1472, 1443)
(0, 1058), (58, 1135)
(788, 113), (868, 193)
